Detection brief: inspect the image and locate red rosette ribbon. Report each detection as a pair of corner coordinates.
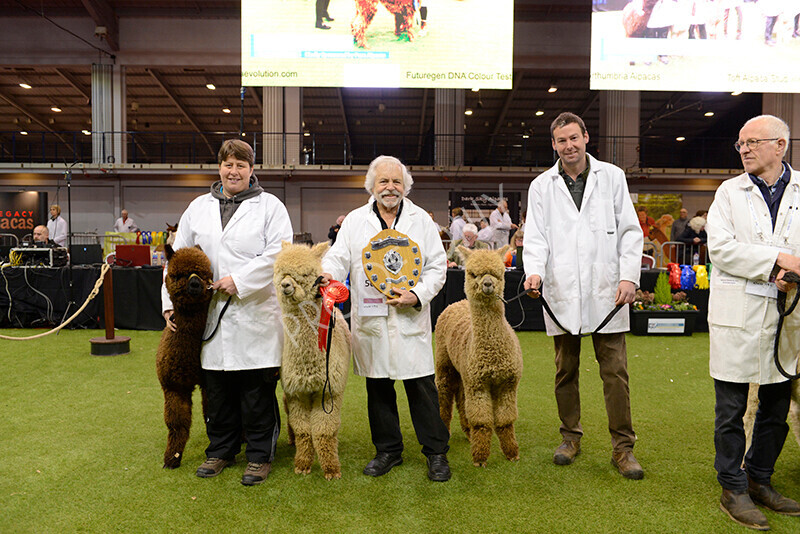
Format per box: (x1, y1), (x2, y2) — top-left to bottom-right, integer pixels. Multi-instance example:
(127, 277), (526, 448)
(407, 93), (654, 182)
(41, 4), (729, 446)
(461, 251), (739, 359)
(318, 280), (349, 351)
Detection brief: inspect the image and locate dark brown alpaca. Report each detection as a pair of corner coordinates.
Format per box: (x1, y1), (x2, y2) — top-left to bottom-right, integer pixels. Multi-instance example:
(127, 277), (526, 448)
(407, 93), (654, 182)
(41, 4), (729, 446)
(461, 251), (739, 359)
(352, 0), (416, 49)
(156, 245), (214, 468)
(622, 0), (660, 37)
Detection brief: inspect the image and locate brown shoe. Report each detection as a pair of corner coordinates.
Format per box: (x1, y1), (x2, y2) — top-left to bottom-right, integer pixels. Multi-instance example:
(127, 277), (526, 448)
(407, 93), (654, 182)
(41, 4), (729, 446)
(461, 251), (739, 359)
(720, 489), (770, 530)
(611, 450), (644, 480)
(553, 440), (580, 465)
(241, 462), (271, 486)
(196, 457), (233, 478)
(748, 478), (800, 516)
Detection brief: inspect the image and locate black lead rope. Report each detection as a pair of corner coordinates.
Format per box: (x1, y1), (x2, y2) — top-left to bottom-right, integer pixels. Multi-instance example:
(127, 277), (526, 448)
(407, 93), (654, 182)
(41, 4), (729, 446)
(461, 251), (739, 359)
(505, 288), (623, 337)
(774, 272), (800, 380)
(202, 295), (232, 343)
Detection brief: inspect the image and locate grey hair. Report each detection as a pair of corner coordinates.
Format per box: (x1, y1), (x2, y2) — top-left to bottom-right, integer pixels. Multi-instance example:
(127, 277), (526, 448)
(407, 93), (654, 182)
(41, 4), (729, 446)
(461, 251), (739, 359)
(688, 216), (706, 233)
(463, 223), (478, 235)
(743, 115), (791, 156)
(364, 155), (414, 195)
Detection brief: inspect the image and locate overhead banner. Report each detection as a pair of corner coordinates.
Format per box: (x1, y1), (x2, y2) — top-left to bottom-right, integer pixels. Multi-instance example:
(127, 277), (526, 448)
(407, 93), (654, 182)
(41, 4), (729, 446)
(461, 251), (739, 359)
(448, 191), (521, 227)
(241, 0), (513, 89)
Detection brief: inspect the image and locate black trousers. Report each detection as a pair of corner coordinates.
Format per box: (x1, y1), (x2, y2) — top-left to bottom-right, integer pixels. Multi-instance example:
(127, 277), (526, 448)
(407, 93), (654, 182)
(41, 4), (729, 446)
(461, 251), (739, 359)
(203, 367), (281, 464)
(714, 379), (792, 491)
(315, 0), (330, 23)
(366, 374), (450, 457)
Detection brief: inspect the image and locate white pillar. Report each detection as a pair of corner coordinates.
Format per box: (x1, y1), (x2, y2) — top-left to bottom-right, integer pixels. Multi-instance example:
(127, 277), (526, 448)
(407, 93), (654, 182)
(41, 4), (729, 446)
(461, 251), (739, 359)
(599, 90), (639, 169)
(262, 87), (302, 166)
(763, 93), (800, 168)
(435, 89), (464, 166)
(91, 63), (113, 164)
(112, 64), (126, 164)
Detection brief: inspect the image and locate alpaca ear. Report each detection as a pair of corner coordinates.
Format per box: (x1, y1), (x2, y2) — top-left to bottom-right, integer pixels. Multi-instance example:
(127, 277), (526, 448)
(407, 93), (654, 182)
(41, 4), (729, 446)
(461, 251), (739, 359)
(164, 244), (175, 261)
(457, 245), (472, 261)
(193, 244), (203, 252)
(497, 245), (511, 257)
(281, 240), (292, 249)
(311, 241), (330, 258)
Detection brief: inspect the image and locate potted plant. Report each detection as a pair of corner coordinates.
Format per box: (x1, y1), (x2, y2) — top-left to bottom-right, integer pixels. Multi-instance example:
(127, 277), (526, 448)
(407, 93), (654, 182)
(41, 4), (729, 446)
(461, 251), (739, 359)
(630, 272), (699, 335)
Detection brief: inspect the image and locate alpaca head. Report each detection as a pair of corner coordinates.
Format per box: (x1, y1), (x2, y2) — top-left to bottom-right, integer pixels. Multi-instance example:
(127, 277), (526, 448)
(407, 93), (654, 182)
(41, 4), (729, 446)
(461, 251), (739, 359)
(274, 241), (330, 310)
(164, 245), (214, 313)
(459, 245), (510, 302)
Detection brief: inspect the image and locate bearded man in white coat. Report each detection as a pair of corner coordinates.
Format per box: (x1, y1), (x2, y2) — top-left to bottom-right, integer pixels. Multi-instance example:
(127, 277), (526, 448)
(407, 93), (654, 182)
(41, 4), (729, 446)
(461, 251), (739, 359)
(161, 139), (293, 486)
(707, 115), (800, 530)
(321, 155), (451, 482)
(489, 200), (516, 249)
(523, 112), (645, 480)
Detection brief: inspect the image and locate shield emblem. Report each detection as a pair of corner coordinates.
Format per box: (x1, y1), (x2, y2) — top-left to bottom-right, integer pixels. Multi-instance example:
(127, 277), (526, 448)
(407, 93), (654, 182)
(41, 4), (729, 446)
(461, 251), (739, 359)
(362, 229), (423, 298)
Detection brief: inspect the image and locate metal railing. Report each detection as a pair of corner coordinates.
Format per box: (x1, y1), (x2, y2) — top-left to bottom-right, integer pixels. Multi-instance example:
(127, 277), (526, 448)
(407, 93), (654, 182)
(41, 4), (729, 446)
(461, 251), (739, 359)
(1, 130), (788, 169)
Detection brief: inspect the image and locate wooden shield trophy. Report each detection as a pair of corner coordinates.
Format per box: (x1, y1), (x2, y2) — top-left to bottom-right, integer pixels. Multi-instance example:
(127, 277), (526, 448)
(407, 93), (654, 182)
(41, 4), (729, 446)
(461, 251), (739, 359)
(362, 229), (423, 298)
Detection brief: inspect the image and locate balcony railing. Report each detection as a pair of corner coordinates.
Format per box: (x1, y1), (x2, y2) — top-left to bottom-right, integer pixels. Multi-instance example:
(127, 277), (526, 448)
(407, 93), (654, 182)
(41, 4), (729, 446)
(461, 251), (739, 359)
(1, 130), (790, 170)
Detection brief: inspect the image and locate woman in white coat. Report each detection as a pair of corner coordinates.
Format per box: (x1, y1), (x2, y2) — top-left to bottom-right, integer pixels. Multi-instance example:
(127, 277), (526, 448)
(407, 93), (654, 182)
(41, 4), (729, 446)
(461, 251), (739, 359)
(161, 139), (293, 486)
(321, 155), (452, 482)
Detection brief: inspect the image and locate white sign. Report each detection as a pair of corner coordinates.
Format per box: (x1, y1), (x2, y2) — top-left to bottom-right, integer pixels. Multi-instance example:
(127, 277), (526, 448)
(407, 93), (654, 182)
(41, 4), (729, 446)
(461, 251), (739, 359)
(647, 318), (685, 334)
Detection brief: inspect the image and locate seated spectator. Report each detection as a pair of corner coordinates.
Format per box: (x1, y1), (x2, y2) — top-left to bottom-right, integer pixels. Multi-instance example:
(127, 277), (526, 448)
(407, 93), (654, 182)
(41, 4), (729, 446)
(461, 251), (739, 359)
(32, 225), (58, 247)
(504, 230), (524, 267)
(328, 214), (345, 244)
(677, 216), (707, 264)
(447, 223), (488, 268)
(114, 209), (139, 232)
(477, 218), (493, 244)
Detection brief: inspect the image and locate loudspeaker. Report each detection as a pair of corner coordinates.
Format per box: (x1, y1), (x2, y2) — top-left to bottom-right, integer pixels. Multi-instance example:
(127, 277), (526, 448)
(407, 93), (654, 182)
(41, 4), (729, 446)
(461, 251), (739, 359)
(70, 244), (103, 265)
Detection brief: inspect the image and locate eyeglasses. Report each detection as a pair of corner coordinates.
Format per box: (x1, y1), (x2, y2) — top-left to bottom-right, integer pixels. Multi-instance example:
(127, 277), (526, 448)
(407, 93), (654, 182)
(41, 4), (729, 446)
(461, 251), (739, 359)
(734, 138), (779, 152)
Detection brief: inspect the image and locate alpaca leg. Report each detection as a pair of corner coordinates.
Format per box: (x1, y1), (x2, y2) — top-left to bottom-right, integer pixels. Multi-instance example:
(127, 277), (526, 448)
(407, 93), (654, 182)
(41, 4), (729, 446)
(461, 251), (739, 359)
(351, 1), (378, 48)
(493, 388), (520, 461)
(286, 395), (314, 474)
(163, 388), (193, 469)
(464, 388), (494, 466)
(789, 380), (800, 447)
(434, 345), (458, 432)
(311, 392), (343, 480)
(455, 382), (470, 438)
(283, 393), (295, 446)
(402, 8), (415, 41)
(743, 383), (759, 455)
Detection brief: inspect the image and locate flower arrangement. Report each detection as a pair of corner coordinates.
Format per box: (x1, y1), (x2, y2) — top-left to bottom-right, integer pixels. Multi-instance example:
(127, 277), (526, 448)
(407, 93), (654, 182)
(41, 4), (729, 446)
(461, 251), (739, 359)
(632, 273), (698, 312)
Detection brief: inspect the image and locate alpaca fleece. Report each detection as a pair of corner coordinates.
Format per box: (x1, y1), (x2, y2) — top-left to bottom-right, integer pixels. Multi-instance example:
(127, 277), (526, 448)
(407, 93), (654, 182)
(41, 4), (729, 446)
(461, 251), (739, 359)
(275, 241), (351, 479)
(434, 246), (523, 466)
(352, 0), (416, 48)
(156, 245), (214, 468)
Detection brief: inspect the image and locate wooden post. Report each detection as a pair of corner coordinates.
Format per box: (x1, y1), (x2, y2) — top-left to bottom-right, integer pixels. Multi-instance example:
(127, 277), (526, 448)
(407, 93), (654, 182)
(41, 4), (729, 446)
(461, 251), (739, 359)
(90, 266), (131, 356)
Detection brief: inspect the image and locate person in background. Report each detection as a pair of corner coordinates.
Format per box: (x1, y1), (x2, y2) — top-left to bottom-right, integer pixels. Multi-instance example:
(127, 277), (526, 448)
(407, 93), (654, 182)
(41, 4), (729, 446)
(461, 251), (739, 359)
(677, 215), (707, 264)
(523, 111), (644, 480)
(114, 209), (139, 233)
(46, 204), (67, 248)
(328, 214), (346, 245)
(449, 207), (466, 242)
(477, 218), (493, 244)
(671, 208), (690, 241)
(706, 114), (800, 530)
(490, 200), (517, 249)
(315, 0), (333, 29)
(161, 139), (293, 487)
(504, 230), (524, 268)
(447, 223), (488, 268)
(32, 225), (57, 247)
(320, 155), (451, 482)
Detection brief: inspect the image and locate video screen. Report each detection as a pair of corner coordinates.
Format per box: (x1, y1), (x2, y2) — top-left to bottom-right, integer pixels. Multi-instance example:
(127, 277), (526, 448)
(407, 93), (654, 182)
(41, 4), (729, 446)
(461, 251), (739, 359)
(590, 0), (800, 92)
(241, 0), (513, 89)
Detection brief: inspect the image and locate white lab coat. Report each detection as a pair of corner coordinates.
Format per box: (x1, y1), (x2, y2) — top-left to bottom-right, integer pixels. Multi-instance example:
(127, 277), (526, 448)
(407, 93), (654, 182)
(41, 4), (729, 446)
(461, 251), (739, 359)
(322, 197), (447, 379)
(523, 154), (643, 336)
(161, 191), (293, 371)
(47, 216), (67, 247)
(114, 217), (138, 233)
(706, 171), (800, 384)
(449, 216), (465, 241)
(490, 208), (513, 249)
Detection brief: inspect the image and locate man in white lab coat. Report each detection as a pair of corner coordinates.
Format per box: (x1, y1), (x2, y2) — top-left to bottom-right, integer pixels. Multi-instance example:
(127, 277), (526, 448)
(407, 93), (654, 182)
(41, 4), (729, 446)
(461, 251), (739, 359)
(321, 155), (451, 482)
(707, 114), (800, 530)
(489, 200), (516, 250)
(162, 139), (293, 486)
(523, 112), (644, 480)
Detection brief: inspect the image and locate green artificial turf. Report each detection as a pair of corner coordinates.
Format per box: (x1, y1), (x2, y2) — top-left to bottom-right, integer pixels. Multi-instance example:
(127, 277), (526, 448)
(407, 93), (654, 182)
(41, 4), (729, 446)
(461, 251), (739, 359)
(1, 330), (799, 533)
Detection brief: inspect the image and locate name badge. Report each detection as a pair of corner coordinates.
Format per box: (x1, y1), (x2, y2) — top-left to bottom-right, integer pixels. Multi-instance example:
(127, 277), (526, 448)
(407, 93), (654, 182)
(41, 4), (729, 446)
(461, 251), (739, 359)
(746, 280), (778, 299)
(359, 297), (388, 316)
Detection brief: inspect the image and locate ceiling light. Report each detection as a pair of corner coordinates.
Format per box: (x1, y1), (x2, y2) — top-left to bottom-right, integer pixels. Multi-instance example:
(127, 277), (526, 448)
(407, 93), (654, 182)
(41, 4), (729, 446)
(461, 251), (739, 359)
(548, 84), (558, 93)
(522, 133), (530, 139)
(222, 108), (231, 114)
(676, 136), (686, 142)
(704, 111), (714, 117)
(303, 131), (311, 137)
(51, 106), (62, 113)
(464, 109), (473, 116)
(19, 131), (28, 135)
(535, 110), (544, 116)
(82, 129), (91, 135)
(471, 88), (480, 92)
(19, 83), (32, 89)
(206, 83), (216, 90)
(731, 91), (742, 96)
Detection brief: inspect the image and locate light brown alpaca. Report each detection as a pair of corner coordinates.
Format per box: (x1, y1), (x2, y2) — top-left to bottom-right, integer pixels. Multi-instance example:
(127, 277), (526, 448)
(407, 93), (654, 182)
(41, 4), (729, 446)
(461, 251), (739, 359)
(744, 379), (800, 453)
(274, 241), (351, 480)
(434, 245), (523, 466)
